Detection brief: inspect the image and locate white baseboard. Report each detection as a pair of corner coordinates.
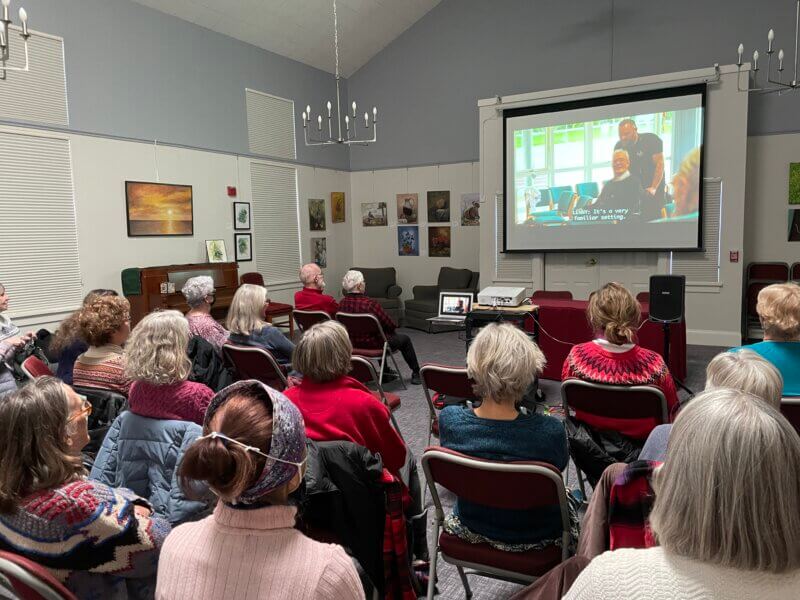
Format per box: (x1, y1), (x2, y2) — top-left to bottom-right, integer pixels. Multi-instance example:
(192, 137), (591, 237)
(686, 328), (742, 347)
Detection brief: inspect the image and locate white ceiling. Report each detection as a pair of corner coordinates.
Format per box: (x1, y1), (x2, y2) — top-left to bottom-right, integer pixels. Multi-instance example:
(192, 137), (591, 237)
(131, 0), (441, 77)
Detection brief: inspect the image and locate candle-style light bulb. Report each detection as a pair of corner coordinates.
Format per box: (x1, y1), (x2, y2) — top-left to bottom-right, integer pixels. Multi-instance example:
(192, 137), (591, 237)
(18, 6), (27, 36)
(768, 28), (775, 52)
(326, 101), (332, 117)
(306, 105), (311, 117)
(317, 115), (322, 131)
(301, 111), (307, 127)
(1, 0), (9, 23)
(372, 106), (377, 122)
(364, 112), (369, 128)
(345, 114), (350, 130)
(753, 49), (760, 71)
(779, 48), (785, 70)
(351, 101), (357, 117)
(737, 43), (744, 65)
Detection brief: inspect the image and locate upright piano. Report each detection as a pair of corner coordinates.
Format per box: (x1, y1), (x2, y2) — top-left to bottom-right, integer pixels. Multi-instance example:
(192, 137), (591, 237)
(122, 262), (239, 326)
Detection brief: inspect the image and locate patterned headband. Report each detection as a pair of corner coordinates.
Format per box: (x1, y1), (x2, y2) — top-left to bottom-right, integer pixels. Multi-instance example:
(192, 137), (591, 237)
(203, 380), (306, 504)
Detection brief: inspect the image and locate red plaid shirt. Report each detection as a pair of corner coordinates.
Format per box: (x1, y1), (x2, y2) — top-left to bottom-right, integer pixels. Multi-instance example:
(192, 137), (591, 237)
(338, 293), (397, 349)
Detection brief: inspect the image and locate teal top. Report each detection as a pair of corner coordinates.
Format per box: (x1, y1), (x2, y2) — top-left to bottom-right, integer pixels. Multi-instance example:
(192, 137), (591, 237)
(731, 340), (800, 397)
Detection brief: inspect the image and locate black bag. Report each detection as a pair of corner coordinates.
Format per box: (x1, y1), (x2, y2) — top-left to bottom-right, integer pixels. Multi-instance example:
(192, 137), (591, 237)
(565, 416), (642, 488)
(8, 340), (51, 383)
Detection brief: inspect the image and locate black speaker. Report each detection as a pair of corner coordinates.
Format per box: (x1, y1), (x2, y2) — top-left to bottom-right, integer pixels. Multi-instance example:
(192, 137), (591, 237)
(649, 275), (685, 323)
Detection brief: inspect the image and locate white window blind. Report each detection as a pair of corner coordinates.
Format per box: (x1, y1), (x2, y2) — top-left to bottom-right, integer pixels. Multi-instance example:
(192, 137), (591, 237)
(495, 193), (533, 282)
(246, 89), (296, 160)
(0, 130), (82, 317)
(0, 28), (68, 126)
(671, 178), (722, 283)
(250, 161), (301, 286)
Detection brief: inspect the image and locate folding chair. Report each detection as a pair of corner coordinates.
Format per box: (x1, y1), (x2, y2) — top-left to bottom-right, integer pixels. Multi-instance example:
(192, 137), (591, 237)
(240, 272), (265, 286)
(531, 290), (573, 301)
(420, 364), (477, 447)
(221, 343), (289, 391)
(780, 397), (800, 435)
(636, 291), (650, 303)
(349, 356), (403, 437)
(422, 447), (571, 599)
(72, 385), (129, 469)
(0, 550), (77, 600)
(792, 262), (800, 283)
(561, 379), (668, 498)
(336, 312), (407, 390)
(292, 309), (331, 333)
(20, 355), (52, 379)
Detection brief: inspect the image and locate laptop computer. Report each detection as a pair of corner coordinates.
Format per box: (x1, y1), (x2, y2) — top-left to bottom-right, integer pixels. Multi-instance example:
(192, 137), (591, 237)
(435, 292), (474, 322)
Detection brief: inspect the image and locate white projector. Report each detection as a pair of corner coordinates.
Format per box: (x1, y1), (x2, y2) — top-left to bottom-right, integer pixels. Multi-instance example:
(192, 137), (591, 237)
(477, 286), (527, 307)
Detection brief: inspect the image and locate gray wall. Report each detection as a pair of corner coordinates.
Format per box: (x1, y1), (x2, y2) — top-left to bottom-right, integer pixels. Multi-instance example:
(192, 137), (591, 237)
(348, 0), (800, 171)
(20, 0), (349, 169)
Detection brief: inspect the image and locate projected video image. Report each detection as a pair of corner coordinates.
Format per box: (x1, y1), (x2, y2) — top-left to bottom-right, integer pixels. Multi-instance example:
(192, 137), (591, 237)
(441, 296), (469, 315)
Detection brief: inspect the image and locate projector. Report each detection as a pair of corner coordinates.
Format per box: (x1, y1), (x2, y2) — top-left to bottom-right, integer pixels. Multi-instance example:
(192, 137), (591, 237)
(477, 286), (527, 307)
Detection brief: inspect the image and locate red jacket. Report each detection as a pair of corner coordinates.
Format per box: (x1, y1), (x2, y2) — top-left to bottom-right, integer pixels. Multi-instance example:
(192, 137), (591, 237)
(284, 375), (407, 477)
(294, 287), (339, 317)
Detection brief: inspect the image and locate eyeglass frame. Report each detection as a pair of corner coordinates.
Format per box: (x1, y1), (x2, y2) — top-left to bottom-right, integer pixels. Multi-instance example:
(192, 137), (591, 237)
(67, 395), (93, 423)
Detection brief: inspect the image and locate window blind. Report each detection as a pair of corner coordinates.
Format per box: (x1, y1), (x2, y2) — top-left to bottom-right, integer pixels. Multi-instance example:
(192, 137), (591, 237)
(495, 193), (533, 283)
(0, 130), (82, 317)
(671, 178), (722, 283)
(250, 161), (301, 286)
(246, 89), (296, 160)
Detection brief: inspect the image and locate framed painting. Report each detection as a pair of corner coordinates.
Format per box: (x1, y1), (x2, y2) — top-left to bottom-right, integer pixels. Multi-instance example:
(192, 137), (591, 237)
(398, 225), (419, 256)
(233, 202), (251, 230)
(461, 193), (480, 226)
(311, 237), (327, 268)
(361, 202), (388, 226)
(790, 163), (800, 205)
(428, 226), (451, 257)
(331, 192), (346, 223)
(427, 190), (450, 223)
(126, 181), (193, 237)
(206, 239), (228, 263)
(309, 198), (326, 231)
(397, 193), (419, 224)
(234, 233), (253, 262)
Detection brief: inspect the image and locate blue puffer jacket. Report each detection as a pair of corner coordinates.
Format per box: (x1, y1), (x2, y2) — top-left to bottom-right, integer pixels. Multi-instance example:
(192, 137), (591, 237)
(90, 411), (210, 524)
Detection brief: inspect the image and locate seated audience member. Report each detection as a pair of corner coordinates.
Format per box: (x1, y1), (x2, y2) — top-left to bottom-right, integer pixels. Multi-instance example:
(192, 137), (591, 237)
(439, 323), (571, 549)
(732, 282), (800, 396)
(562, 282), (678, 439)
(592, 150), (647, 217)
(182, 275), (228, 352)
(156, 380), (363, 600)
(72, 294), (132, 395)
(0, 282), (36, 397)
(0, 377), (170, 598)
(52, 289), (118, 385)
(338, 269), (421, 385)
(667, 147), (700, 220)
(125, 310), (214, 425)
(640, 349), (782, 462)
(227, 283), (295, 366)
(564, 388), (800, 599)
(295, 263), (339, 316)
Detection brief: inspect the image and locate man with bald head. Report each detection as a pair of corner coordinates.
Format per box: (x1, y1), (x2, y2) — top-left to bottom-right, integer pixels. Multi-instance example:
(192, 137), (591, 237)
(294, 263), (339, 316)
(614, 118), (665, 219)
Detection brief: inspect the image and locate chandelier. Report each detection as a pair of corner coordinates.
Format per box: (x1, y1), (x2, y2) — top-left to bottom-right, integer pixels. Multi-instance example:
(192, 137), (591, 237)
(0, 0), (30, 80)
(735, 0), (800, 93)
(300, 0), (377, 146)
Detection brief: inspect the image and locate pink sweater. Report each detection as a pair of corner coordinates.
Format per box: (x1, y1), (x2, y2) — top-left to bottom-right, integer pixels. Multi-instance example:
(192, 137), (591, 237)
(128, 379), (214, 425)
(156, 502), (363, 600)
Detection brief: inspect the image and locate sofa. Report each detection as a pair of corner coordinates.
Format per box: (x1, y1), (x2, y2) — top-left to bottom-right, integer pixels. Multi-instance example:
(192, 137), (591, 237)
(405, 267), (480, 332)
(348, 266), (403, 323)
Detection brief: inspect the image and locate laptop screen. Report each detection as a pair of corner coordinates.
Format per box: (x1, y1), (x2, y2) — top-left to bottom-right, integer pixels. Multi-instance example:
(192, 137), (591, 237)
(439, 292), (473, 318)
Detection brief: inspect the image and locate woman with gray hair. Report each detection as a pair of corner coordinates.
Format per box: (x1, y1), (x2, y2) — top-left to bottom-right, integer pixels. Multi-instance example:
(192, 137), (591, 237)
(564, 388), (800, 599)
(227, 284), (294, 366)
(183, 276), (228, 352)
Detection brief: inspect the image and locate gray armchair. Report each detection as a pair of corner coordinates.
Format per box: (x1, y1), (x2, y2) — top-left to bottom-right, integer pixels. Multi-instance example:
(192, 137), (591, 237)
(348, 266), (403, 323)
(405, 267), (479, 331)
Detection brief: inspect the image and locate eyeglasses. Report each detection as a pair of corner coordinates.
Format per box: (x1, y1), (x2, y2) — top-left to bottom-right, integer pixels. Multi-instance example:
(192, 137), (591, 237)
(198, 431), (306, 471)
(68, 395), (92, 423)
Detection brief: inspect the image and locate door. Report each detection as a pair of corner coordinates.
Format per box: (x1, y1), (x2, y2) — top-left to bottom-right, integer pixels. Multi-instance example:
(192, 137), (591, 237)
(544, 252), (660, 300)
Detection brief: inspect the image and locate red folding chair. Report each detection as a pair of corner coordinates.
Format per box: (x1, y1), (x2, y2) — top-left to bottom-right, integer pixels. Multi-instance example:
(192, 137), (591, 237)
(635, 291), (650, 303)
(292, 310), (331, 333)
(420, 364), (477, 447)
(422, 447), (571, 598)
(239, 272), (265, 286)
(747, 262), (789, 282)
(20, 355), (52, 380)
(349, 356), (403, 439)
(561, 379), (668, 497)
(781, 398), (800, 435)
(792, 262), (800, 282)
(336, 312), (407, 390)
(0, 550), (77, 599)
(531, 290), (573, 300)
(221, 343), (288, 391)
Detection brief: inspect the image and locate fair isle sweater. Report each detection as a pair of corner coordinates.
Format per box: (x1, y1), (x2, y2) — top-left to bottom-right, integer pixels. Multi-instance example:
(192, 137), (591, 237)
(0, 478), (170, 600)
(73, 344), (131, 395)
(128, 379), (215, 426)
(564, 546), (800, 600)
(156, 502), (363, 600)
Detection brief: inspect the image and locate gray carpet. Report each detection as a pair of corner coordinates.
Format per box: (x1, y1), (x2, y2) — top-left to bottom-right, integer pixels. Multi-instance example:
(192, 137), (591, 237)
(377, 327), (724, 599)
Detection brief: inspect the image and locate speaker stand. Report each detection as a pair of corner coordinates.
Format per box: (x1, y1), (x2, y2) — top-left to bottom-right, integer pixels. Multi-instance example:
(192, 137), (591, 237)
(657, 320), (694, 396)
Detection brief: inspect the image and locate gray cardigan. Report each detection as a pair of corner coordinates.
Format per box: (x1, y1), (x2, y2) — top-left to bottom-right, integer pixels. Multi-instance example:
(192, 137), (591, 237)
(0, 341), (17, 398)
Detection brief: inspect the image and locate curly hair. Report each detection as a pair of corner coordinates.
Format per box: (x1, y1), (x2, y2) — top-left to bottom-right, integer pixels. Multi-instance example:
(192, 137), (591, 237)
(587, 282), (640, 345)
(124, 310), (192, 385)
(52, 289), (118, 354)
(77, 295), (130, 347)
(757, 283), (800, 341)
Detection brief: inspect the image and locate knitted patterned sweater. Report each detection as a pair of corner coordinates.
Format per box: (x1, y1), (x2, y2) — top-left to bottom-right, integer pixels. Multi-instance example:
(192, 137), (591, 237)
(562, 341), (679, 439)
(73, 344), (131, 396)
(0, 478), (170, 599)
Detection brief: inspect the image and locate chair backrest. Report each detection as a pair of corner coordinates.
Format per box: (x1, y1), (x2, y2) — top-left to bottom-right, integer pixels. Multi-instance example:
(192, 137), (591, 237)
(336, 312), (389, 347)
(792, 262), (800, 282)
(556, 190), (574, 213)
(746, 281), (772, 318)
(420, 364), (477, 401)
(0, 551), (77, 600)
(293, 310), (331, 332)
(576, 181), (599, 198)
(349, 267), (396, 298)
(531, 290), (573, 300)
(20, 356), (52, 380)
(747, 262), (789, 282)
(240, 272), (265, 286)
(221, 343), (288, 391)
(561, 379), (669, 424)
(71, 385), (130, 463)
(349, 355), (380, 387)
(780, 398), (800, 435)
(537, 188), (553, 207)
(636, 291), (650, 303)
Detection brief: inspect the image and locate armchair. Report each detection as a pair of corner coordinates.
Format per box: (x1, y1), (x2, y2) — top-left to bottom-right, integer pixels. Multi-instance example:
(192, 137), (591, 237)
(405, 267), (479, 332)
(348, 266), (403, 322)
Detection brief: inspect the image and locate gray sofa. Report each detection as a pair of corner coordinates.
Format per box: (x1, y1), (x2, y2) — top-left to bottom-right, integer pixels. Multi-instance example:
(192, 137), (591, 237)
(348, 266), (403, 323)
(405, 267), (480, 332)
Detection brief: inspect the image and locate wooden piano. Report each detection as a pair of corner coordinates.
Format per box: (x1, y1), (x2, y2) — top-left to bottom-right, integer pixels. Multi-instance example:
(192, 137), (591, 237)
(122, 262), (239, 326)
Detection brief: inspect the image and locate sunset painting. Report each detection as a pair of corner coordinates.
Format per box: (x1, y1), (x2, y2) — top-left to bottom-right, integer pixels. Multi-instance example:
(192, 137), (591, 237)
(126, 181), (194, 236)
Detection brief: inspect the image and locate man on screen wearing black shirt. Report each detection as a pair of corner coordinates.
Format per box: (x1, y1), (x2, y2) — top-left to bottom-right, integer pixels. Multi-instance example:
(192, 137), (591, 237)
(615, 119), (665, 221)
(592, 149), (646, 217)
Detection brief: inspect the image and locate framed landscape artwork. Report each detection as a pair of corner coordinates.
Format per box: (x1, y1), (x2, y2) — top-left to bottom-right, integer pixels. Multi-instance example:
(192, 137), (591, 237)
(233, 202), (251, 230)
(235, 233), (253, 261)
(206, 239), (228, 263)
(361, 202), (388, 226)
(331, 192), (346, 223)
(126, 181), (193, 237)
(309, 199), (326, 231)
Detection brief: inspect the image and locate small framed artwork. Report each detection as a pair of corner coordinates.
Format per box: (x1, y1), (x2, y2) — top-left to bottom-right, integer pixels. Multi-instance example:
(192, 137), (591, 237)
(790, 163), (800, 204)
(206, 239), (228, 263)
(398, 225), (419, 256)
(311, 237), (327, 268)
(309, 198), (326, 231)
(235, 233), (253, 262)
(361, 202), (388, 226)
(461, 193), (480, 226)
(428, 226), (451, 257)
(331, 192), (346, 223)
(233, 202), (251, 230)
(397, 193), (419, 224)
(427, 190), (451, 223)
(125, 181), (194, 237)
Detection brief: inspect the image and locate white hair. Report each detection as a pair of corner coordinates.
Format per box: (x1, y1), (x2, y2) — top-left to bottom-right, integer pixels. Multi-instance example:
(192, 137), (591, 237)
(182, 276), (215, 308)
(705, 349), (783, 409)
(342, 270), (365, 294)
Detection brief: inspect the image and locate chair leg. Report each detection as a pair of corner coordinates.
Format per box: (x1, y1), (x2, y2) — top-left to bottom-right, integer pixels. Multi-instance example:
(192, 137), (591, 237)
(427, 527), (440, 600)
(389, 350), (408, 390)
(456, 566), (472, 599)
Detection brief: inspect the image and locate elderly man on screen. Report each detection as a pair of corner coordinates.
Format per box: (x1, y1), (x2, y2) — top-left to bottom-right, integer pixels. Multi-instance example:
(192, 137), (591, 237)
(294, 263), (339, 317)
(591, 150), (647, 218)
(338, 270), (422, 385)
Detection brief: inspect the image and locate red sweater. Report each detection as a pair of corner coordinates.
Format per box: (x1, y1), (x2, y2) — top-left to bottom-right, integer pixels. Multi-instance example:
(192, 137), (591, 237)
(128, 379), (215, 425)
(284, 375), (407, 477)
(294, 287), (339, 317)
(561, 341), (678, 439)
